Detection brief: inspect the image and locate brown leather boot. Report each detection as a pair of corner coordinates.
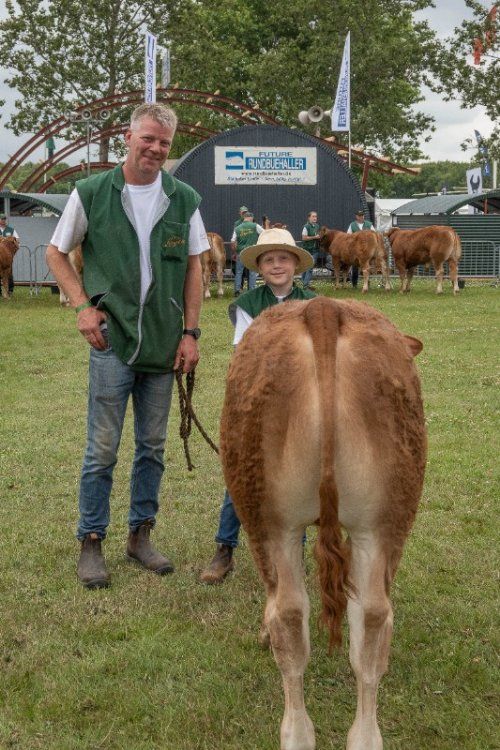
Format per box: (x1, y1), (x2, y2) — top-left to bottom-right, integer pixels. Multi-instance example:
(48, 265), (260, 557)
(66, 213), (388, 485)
(199, 544), (235, 584)
(77, 533), (110, 589)
(126, 520), (174, 574)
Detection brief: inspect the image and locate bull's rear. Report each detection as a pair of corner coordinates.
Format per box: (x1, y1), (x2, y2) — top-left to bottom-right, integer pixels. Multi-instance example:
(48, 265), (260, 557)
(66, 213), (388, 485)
(220, 297), (426, 750)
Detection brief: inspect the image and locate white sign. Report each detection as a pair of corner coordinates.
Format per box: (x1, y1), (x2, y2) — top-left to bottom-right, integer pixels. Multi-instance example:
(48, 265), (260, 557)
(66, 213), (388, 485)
(466, 167), (482, 195)
(331, 32), (350, 132)
(145, 31), (157, 103)
(214, 146), (317, 185)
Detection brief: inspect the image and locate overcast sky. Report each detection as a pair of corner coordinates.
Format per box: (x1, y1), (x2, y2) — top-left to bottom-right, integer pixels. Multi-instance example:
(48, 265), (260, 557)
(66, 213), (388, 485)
(0, 0), (494, 168)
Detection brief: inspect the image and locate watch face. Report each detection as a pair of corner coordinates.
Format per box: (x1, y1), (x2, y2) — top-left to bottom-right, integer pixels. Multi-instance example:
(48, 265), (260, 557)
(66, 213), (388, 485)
(184, 328), (201, 340)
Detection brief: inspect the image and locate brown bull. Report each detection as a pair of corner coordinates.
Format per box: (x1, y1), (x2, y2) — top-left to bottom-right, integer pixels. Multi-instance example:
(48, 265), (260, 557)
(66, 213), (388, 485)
(220, 297), (426, 750)
(58, 245), (84, 305)
(320, 227), (390, 293)
(386, 225), (461, 294)
(0, 236), (19, 299)
(201, 232), (226, 299)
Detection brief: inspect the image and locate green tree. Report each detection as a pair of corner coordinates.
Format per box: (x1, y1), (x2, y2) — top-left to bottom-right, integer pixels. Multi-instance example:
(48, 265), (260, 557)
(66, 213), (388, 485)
(431, 0), (499, 162)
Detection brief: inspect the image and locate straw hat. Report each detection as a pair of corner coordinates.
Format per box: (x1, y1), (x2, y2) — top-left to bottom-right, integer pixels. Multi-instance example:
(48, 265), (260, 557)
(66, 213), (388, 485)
(240, 228), (314, 273)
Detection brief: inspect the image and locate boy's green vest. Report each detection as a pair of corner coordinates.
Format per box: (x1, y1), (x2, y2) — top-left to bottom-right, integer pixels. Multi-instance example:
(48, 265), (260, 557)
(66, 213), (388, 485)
(235, 221), (259, 254)
(76, 165), (201, 374)
(302, 222), (320, 252)
(350, 220), (372, 233)
(0, 225), (16, 237)
(230, 283), (316, 322)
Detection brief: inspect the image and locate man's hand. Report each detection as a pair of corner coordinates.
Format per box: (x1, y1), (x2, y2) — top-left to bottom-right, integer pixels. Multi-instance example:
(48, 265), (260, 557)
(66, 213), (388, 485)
(174, 335), (200, 373)
(77, 306), (108, 350)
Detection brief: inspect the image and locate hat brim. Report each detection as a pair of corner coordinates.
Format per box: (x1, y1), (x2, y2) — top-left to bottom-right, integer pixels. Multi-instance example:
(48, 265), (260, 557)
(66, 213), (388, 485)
(239, 243), (314, 274)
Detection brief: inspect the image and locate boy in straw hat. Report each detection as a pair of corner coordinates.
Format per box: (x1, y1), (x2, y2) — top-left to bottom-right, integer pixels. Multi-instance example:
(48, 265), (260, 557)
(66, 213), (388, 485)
(199, 228), (315, 584)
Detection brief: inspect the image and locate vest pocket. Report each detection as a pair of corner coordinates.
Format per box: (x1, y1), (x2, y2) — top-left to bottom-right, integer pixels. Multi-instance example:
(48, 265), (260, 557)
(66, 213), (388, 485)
(161, 221), (188, 261)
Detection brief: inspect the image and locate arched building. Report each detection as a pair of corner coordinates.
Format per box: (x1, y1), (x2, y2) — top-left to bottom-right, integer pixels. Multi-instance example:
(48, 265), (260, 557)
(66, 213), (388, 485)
(172, 124), (366, 240)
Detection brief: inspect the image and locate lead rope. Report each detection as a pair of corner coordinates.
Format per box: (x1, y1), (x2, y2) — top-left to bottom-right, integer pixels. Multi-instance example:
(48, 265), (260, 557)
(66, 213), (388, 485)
(175, 369), (220, 471)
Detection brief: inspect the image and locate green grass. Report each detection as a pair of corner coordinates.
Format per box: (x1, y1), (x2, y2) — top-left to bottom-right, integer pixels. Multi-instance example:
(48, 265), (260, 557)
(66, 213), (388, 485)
(0, 281), (498, 750)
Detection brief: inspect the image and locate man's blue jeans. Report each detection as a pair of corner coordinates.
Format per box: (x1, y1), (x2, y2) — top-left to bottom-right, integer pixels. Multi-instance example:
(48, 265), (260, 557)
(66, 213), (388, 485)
(301, 251), (318, 288)
(215, 490), (241, 547)
(234, 256), (257, 293)
(77, 343), (174, 540)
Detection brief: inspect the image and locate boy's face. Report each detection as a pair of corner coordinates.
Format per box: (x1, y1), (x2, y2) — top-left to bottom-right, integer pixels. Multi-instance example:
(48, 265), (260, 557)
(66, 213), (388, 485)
(257, 249), (298, 287)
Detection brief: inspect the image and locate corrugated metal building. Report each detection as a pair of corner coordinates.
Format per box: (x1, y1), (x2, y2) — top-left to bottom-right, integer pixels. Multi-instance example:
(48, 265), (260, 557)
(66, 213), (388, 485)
(392, 190), (500, 277)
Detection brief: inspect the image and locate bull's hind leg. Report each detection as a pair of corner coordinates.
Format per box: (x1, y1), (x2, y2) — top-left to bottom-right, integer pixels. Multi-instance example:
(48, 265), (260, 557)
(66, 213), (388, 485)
(449, 258), (459, 294)
(346, 534), (394, 750)
(250, 529), (315, 750)
(217, 264), (224, 297)
(434, 262), (444, 294)
(361, 263), (370, 294)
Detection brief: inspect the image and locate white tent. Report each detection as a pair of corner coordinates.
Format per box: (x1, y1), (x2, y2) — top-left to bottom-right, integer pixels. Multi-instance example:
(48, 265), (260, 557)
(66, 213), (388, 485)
(374, 199), (410, 230)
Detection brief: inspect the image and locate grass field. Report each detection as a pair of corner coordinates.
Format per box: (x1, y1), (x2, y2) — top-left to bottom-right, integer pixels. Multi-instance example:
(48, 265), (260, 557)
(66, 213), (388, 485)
(0, 280), (498, 750)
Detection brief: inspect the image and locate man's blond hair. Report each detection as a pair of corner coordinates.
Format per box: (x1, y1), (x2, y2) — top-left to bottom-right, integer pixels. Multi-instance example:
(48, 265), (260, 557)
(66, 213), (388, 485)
(130, 103), (178, 133)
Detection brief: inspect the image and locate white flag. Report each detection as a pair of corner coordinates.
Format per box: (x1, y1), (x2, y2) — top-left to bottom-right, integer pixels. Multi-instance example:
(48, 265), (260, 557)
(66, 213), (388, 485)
(331, 32), (350, 132)
(145, 31), (157, 103)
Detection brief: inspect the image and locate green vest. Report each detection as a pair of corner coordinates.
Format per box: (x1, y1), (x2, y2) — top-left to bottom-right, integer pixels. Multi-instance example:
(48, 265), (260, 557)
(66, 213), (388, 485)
(229, 283), (316, 323)
(302, 222), (320, 252)
(235, 221), (259, 254)
(76, 165), (201, 374)
(350, 220), (373, 233)
(0, 225), (15, 237)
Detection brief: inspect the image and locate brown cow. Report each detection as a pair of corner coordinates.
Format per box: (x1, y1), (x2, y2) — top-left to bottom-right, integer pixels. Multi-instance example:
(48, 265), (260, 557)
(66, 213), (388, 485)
(220, 297), (426, 750)
(386, 225), (461, 294)
(58, 245), (84, 305)
(201, 232), (226, 299)
(320, 227), (391, 293)
(0, 236), (19, 299)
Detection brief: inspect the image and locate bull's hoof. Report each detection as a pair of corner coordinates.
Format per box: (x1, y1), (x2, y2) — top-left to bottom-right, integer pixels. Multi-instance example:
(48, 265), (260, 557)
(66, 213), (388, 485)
(204, 291), (211, 299)
(217, 290), (224, 298)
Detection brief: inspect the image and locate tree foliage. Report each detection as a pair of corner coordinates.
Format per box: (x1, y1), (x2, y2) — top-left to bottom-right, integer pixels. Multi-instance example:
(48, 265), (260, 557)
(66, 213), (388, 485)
(1, 0), (440, 166)
(430, 0), (499, 160)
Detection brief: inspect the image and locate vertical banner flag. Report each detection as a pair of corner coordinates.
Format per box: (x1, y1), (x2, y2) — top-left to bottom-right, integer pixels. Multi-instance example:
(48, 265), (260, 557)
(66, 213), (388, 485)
(466, 167), (482, 195)
(145, 30), (157, 103)
(161, 47), (171, 88)
(331, 32), (350, 132)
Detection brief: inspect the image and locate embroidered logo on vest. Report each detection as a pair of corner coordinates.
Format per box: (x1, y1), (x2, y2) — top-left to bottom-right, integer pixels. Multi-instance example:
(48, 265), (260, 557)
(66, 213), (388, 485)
(164, 236), (184, 248)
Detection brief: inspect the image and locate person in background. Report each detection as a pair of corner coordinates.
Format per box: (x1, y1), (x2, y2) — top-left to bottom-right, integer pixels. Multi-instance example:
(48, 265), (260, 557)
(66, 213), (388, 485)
(46, 103), (209, 590)
(346, 209), (375, 288)
(301, 210), (321, 290)
(230, 210), (264, 296)
(199, 228), (315, 584)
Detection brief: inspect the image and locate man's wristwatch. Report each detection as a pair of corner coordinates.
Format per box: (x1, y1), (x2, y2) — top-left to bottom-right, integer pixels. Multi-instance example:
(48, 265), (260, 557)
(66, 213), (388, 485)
(183, 327), (201, 340)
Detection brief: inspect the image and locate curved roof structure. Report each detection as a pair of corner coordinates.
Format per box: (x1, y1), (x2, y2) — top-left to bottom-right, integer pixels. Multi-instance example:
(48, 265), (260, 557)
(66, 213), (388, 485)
(0, 190), (69, 216)
(393, 189), (500, 215)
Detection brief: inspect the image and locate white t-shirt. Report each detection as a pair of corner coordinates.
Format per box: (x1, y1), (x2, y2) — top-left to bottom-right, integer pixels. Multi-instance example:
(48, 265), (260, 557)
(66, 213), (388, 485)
(232, 291), (289, 345)
(346, 221), (375, 233)
(50, 176), (210, 303)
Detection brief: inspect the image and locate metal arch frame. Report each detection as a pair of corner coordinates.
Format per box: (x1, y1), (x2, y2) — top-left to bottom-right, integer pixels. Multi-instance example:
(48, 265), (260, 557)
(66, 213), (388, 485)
(0, 88), (280, 189)
(18, 121), (217, 192)
(36, 163), (116, 193)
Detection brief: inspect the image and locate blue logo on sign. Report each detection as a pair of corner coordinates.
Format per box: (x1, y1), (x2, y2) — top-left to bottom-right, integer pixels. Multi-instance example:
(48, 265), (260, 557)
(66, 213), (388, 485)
(225, 151), (245, 169)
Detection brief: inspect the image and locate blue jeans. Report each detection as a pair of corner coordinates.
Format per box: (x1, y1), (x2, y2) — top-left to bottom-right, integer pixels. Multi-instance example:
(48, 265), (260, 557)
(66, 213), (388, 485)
(77, 342), (174, 540)
(234, 256), (257, 293)
(301, 251), (318, 288)
(215, 490), (241, 547)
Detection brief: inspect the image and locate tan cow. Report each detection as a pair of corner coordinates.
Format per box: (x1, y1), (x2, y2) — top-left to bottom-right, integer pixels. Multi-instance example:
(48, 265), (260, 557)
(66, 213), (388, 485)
(0, 236), (19, 299)
(220, 297), (426, 750)
(201, 232), (226, 299)
(320, 227), (391, 293)
(386, 225), (461, 294)
(59, 245), (84, 305)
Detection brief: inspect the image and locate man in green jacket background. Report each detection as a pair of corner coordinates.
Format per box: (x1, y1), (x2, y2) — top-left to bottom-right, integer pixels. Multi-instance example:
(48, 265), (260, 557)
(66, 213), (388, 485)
(346, 209), (375, 288)
(230, 210), (264, 295)
(47, 103), (209, 590)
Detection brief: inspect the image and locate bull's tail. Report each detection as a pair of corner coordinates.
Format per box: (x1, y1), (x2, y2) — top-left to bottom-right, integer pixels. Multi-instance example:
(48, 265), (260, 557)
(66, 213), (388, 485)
(453, 230), (462, 263)
(304, 298), (352, 651)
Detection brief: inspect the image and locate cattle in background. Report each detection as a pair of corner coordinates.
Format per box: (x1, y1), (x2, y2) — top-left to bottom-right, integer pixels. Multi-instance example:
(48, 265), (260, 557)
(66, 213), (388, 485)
(262, 216), (288, 230)
(386, 226), (461, 294)
(221, 297), (426, 750)
(0, 236), (19, 299)
(320, 227), (391, 293)
(59, 245), (84, 305)
(201, 232), (226, 299)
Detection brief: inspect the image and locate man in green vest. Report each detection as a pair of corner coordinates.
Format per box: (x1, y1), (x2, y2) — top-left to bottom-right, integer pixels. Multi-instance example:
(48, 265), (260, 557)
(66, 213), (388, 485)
(199, 228), (315, 584)
(301, 210), (321, 290)
(230, 210), (264, 295)
(0, 214), (19, 294)
(346, 209), (375, 288)
(46, 103), (209, 590)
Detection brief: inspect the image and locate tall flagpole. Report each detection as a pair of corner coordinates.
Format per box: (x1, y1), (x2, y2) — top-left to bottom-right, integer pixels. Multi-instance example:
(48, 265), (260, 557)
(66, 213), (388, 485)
(331, 31), (351, 167)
